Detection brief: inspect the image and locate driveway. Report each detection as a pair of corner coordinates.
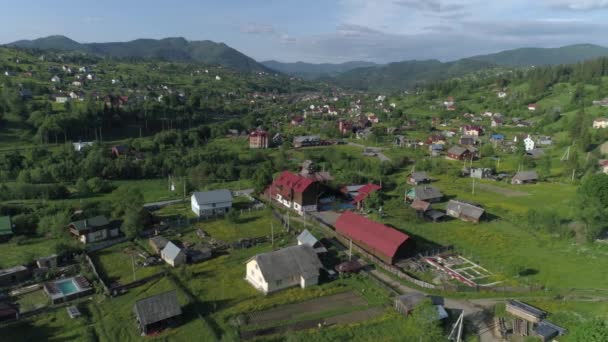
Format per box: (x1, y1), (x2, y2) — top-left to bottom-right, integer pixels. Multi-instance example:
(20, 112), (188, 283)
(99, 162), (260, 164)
(347, 142), (392, 162)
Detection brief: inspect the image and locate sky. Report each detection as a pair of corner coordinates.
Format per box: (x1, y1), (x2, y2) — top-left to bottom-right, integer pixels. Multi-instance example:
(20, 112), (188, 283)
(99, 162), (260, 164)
(2, 0), (608, 63)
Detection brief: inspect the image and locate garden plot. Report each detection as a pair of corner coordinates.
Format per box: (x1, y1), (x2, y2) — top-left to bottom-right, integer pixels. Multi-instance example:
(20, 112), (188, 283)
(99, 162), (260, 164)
(424, 253), (498, 287)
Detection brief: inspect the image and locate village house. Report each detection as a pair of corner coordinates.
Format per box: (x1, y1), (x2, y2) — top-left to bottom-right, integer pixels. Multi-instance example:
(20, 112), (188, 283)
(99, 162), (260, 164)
(68, 216), (120, 244)
(266, 171), (327, 215)
(497, 91), (507, 98)
(426, 134), (446, 145)
(0, 265), (31, 287)
(297, 229), (327, 253)
(291, 116), (304, 126)
(367, 113), (379, 124)
(470, 167), (493, 179)
(524, 135), (536, 151)
(161, 242), (186, 267)
(0, 216), (13, 242)
(36, 255), (58, 269)
(293, 135), (322, 148)
(19, 89), (33, 100)
(406, 185), (444, 203)
(54, 94), (69, 103)
(394, 293), (448, 320)
(249, 129), (269, 149)
(351, 183), (381, 210)
(446, 200), (485, 223)
(149, 236), (170, 254)
(599, 160), (608, 174)
(245, 245), (323, 294)
(459, 135), (477, 146)
(593, 118), (608, 129)
(506, 300), (546, 323)
(491, 117), (503, 127)
(338, 120), (353, 135)
(190, 189), (233, 218)
(134, 291), (182, 336)
(461, 125), (483, 137)
(511, 171), (539, 185)
(446, 146), (473, 161)
(335, 211), (415, 264)
(111, 145), (130, 157)
(51, 75), (61, 83)
(528, 103), (538, 111)
(407, 171), (430, 185)
(592, 98), (608, 107)
(73, 141), (94, 152)
(430, 144), (444, 156)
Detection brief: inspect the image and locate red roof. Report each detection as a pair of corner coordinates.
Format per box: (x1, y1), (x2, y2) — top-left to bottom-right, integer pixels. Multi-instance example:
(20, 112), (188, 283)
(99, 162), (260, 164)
(334, 211), (410, 260)
(352, 184), (381, 204)
(269, 171), (315, 199)
(250, 129), (268, 137)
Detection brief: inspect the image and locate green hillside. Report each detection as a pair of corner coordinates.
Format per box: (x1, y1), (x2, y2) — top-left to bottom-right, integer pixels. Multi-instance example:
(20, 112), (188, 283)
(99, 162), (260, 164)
(469, 44), (608, 66)
(261, 60), (378, 79)
(7, 36), (271, 73)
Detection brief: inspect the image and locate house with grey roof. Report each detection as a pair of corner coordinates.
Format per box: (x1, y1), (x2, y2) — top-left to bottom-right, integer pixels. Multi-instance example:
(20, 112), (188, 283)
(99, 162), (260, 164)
(446, 200), (485, 223)
(406, 186), (443, 203)
(297, 229), (327, 253)
(134, 291), (182, 336)
(190, 189), (233, 218)
(407, 171), (430, 185)
(245, 245), (323, 294)
(161, 242), (186, 267)
(68, 216), (120, 244)
(511, 171), (538, 185)
(0, 265), (31, 287)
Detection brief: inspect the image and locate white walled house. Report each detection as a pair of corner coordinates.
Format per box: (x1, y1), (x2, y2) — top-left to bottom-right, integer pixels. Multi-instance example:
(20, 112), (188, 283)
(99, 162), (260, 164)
(161, 242), (186, 267)
(245, 245), (323, 294)
(191, 189), (233, 217)
(593, 118), (608, 129)
(524, 135), (535, 151)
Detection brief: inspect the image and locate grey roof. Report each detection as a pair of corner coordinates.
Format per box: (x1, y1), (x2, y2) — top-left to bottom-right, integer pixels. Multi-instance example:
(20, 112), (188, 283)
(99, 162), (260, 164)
(512, 171), (538, 182)
(149, 236), (169, 249)
(413, 186), (443, 201)
(248, 245), (322, 282)
(297, 229), (319, 247)
(69, 216), (110, 232)
(447, 146), (468, 156)
(161, 242), (184, 261)
(507, 300), (546, 318)
(410, 172), (429, 182)
(293, 135), (320, 143)
(192, 189), (233, 206)
(0, 265), (28, 276)
(447, 200), (485, 220)
(134, 291), (182, 327)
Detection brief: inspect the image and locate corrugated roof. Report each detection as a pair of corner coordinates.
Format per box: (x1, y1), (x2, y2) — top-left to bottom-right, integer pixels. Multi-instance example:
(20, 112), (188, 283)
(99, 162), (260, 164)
(512, 171), (538, 181)
(447, 200), (485, 220)
(192, 189), (233, 206)
(409, 172), (429, 182)
(334, 211), (411, 261)
(249, 245), (322, 282)
(352, 184), (381, 204)
(297, 229), (319, 247)
(69, 216), (110, 232)
(270, 171), (315, 198)
(413, 186), (443, 201)
(134, 291), (182, 327)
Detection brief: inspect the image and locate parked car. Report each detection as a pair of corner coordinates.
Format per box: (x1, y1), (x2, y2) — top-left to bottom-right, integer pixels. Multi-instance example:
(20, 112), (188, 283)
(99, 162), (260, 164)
(335, 260), (363, 273)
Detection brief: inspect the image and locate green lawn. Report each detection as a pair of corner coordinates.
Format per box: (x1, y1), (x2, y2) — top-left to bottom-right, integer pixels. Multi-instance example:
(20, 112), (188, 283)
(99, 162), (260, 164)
(0, 237), (61, 268)
(90, 241), (165, 285)
(15, 289), (49, 312)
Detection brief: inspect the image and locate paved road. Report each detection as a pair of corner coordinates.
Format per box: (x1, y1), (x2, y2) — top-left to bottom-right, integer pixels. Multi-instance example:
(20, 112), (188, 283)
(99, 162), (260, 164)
(347, 142), (392, 162)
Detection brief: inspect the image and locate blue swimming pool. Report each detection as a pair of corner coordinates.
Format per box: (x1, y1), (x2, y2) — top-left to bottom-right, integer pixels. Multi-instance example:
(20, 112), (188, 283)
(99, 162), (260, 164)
(56, 280), (79, 295)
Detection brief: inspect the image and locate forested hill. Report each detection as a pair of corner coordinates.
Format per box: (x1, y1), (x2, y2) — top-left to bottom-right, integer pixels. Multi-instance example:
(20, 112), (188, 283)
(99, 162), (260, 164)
(261, 60), (378, 79)
(7, 36), (271, 73)
(468, 44), (608, 67)
(332, 59), (497, 91)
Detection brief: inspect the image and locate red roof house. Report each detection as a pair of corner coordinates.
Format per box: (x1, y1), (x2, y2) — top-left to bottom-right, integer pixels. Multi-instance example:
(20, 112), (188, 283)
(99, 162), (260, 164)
(249, 129), (269, 149)
(352, 184), (381, 209)
(334, 211), (414, 264)
(266, 171), (324, 215)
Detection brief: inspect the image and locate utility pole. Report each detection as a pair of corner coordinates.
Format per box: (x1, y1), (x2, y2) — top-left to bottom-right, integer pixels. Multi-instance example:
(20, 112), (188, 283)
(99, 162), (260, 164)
(472, 177), (475, 195)
(131, 254), (136, 282)
(571, 168), (576, 182)
(183, 177), (186, 199)
(349, 239), (353, 261)
(271, 222), (274, 247)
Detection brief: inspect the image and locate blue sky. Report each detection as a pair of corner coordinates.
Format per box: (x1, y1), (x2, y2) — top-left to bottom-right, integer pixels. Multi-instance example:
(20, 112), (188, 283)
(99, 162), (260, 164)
(2, 0), (608, 63)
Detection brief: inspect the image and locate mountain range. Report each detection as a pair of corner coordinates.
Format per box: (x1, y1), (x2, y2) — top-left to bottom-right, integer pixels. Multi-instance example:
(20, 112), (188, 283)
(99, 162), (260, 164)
(6, 36), (608, 90)
(7, 35), (270, 73)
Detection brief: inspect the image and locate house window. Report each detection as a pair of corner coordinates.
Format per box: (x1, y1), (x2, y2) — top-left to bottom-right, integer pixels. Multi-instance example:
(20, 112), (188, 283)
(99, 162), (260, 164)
(276, 279), (283, 286)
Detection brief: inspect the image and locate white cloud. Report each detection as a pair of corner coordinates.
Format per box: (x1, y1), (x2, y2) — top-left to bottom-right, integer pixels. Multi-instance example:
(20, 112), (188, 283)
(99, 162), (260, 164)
(240, 23), (275, 35)
(547, 0), (608, 10)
